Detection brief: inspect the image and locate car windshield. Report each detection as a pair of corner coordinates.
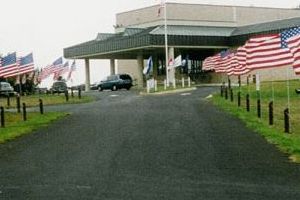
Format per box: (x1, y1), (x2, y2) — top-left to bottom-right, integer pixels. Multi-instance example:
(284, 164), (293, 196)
(120, 75), (131, 80)
(53, 82), (66, 87)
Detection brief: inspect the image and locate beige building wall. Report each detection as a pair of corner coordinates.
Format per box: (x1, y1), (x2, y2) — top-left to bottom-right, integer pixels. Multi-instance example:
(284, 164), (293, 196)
(117, 60), (146, 86)
(116, 3), (300, 29)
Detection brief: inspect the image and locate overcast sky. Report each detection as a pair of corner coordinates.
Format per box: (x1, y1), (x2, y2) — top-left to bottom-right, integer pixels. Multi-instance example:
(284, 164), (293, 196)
(1, 0), (300, 85)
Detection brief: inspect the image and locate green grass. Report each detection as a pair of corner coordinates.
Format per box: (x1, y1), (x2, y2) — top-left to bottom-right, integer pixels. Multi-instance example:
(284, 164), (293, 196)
(212, 80), (300, 163)
(0, 112), (68, 143)
(0, 93), (93, 108)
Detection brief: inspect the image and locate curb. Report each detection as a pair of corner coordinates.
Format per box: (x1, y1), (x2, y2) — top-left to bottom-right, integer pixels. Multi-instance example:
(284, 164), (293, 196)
(140, 87), (197, 95)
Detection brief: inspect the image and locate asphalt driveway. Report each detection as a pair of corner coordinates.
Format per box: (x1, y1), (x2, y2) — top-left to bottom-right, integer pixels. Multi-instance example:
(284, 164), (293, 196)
(0, 87), (299, 199)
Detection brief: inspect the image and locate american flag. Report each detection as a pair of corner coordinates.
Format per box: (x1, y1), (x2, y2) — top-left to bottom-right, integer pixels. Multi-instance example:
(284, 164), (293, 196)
(202, 53), (221, 71)
(53, 61), (69, 80)
(245, 34), (294, 70)
(67, 60), (76, 80)
(233, 46), (250, 75)
(18, 53), (34, 75)
(281, 26), (300, 75)
(38, 57), (64, 82)
(226, 52), (239, 76)
(50, 57), (64, 74)
(38, 65), (53, 81)
(214, 50), (233, 73)
(0, 52), (18, 78)
(157, 0), (165, 17)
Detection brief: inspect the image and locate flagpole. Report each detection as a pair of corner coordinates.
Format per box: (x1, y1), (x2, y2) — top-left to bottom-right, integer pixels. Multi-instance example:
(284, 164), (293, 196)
(163, 0), (169, 87)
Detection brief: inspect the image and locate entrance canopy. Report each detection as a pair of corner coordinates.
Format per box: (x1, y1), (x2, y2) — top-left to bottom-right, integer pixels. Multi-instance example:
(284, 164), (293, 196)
(64, 17), (300, 60)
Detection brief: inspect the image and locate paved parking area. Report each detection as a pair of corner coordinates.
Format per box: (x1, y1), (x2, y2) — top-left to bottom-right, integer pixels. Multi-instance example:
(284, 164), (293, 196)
(0, 87), (299, 199)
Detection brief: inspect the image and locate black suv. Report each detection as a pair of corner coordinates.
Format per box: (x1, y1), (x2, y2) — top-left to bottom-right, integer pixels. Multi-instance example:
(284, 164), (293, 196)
(98, 74), (133, 91)
(50, 81), (68, 94)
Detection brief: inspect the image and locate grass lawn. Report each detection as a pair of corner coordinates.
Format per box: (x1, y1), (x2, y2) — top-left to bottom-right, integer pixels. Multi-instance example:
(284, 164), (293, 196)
(0, 112), (68, 143)
(0, 93), (93, 108)
(212, 80), (300, 163)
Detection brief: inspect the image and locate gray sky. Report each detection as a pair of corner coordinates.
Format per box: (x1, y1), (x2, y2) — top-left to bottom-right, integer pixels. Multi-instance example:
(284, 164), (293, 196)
(1, 0), (300, 85)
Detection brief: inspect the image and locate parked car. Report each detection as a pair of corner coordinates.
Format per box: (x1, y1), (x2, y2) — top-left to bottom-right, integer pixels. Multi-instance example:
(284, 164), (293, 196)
(98, 74), (133, 91)
(50, 81), (68, 94)
(0, 82), (15, 96)
(90, 82), (99, 90)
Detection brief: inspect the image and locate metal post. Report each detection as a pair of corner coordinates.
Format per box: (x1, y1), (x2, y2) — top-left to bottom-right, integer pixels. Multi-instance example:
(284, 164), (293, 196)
(220, 86), (224, 97)
(22, 103), (27, 121)
(257, 99), (261, 118)
(230, 89), (234, 102)
(246, 94), (250, 112)
(16, 95), (21, 113)
(269, 101), (273, 125)
(238, 92), (241, 107)
(225, 87), (228, 100)
(78, 88), (81, 99)
(173, 78), (176, 89)
(0, 106), (4, 128)
(284, 108), (290, 133)
(7, 95), (10, 107)
(65, 90), (69, 102)
(39, 99), (44, 115)
(71, 88), (74, 98)
(228, 77), (231, 89)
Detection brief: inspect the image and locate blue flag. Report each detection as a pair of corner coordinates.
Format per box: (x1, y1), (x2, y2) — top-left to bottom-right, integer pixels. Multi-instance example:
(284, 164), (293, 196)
(143, 56), (153, 75)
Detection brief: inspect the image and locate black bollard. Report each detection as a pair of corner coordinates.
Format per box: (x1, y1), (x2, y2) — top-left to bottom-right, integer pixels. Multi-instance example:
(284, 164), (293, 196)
(225, 87), (228, 100)
(220, 86), (224, 97)
(230, 89), (234, 102)
(238, 92), (241, 107)
(7, 95), (10, 107)
(39, 99), (44, 115)
(284, 108), (290, 133)
(269, 101), (274, 125)
(16, 95), (21, 113)
(71, 88), (74, 98)
(22, 103), (27, 121)
(65, 90), (69, 102)
(78, 88), (81, 99)
(246, 94), (250, 112)
(0, 106), (4, 128)
(257, 99), (261, 118)
(228, 78), (231, 89)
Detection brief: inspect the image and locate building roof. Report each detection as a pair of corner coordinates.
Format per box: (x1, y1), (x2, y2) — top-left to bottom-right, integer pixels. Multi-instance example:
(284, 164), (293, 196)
(150, 25), (235, 37)
(232, 17), (300, 36)
(64, 17), (300, 59)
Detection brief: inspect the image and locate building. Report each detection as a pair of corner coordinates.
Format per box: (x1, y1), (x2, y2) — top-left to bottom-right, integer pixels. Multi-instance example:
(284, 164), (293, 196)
(64, 3), (300, 91)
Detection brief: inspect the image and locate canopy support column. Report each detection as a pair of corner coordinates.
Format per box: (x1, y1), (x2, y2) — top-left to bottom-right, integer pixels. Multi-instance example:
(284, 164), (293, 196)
(110, 59), (116, 75)
(85, 58), (91, 92)
(137, 54), (144, 88)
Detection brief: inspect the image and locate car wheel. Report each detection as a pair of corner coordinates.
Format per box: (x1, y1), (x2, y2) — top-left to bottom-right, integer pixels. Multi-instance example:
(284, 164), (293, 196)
(111, 85), (117, 91)
(126, 87), (131, 90)
(98, 86), (103, 92)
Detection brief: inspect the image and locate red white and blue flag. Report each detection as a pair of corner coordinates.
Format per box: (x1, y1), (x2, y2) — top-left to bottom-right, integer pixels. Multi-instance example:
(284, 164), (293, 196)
(67, 60), (76, 80)
(0, 52), (18, 78)
(245, 34), (294, 70)
(18, 53), (34, 76)
(54, 61), (69, 80)
(281, 26), (300, 74)
(233, 46), (250, 75)
(202, 53), (221, 71)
